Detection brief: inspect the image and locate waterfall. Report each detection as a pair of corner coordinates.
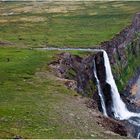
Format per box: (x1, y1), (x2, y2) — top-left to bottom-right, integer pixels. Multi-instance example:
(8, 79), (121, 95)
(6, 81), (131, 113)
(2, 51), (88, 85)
(102, 50), (140, 138)
(38, 47), (140, 119)
(137, 133), (140, 139)
(38, 47), (140, 138)
(93, 59), (108, 117)
(37, 47), (140, 138)
(102, 50), (140, 120)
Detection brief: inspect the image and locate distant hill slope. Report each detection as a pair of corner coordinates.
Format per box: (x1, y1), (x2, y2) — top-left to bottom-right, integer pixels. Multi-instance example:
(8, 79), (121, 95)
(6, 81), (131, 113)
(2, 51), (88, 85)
(0, 1), (140, 48)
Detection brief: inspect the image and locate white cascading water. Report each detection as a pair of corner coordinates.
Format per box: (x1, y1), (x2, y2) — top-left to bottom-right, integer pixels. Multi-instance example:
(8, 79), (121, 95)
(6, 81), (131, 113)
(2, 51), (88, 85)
(102, 50), (140, 120)
(93, 60), (108, 117)
(137, 133), (140, 139)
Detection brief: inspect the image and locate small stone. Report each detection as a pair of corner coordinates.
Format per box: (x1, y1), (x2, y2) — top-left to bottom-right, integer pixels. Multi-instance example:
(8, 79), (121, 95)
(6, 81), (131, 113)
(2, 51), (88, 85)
(85, 125), (88, 128)
(91, 134), (95, 137)
(69, 113), (74, 116)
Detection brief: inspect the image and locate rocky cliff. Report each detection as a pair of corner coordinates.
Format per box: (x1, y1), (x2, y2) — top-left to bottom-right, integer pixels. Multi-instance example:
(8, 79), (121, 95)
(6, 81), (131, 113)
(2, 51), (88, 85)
(99, 12), (140, 94)
(49, 12), (140, 136)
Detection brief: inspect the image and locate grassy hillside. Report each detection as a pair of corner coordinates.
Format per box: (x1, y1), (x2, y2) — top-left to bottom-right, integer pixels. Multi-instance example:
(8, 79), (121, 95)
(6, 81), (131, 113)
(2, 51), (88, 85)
(0, 1), (140, 48)
(0, 47), (125, 139)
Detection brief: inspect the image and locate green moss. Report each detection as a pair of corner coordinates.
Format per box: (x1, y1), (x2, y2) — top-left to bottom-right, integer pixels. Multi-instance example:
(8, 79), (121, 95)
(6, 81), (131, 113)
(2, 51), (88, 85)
(66, 68), (77, 79)
(85, 79), (97, 98)
(114, 35), (140, 92)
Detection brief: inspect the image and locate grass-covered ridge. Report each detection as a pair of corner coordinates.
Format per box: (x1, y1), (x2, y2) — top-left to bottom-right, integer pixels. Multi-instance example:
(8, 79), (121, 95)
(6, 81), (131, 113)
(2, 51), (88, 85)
(0, 1), (140, 48)
(0, 47), (125, 139)
(0, 47), (81, 138)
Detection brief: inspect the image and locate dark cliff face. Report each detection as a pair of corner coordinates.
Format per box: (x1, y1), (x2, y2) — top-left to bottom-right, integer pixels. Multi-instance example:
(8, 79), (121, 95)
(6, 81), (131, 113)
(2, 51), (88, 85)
(98, 13), (140, 95)
(94, 12), (140, 115)
(50, 52), (95, 97)
(94, 52), (113, 116)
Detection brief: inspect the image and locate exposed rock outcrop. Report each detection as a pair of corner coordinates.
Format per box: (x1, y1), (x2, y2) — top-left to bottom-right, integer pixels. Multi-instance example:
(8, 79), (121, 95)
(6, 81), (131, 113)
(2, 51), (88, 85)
(50, 52), (95, 97)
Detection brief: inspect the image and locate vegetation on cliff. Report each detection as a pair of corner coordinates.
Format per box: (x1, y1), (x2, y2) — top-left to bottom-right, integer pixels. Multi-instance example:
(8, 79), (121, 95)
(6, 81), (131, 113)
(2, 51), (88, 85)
(1, 1), (140, 48)
(115, 34), (140, 92)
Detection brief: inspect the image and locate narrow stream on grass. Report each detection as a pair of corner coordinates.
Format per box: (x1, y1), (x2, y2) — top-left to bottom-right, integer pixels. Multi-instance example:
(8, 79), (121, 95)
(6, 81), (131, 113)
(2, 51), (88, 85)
(37, 47), (140, 138)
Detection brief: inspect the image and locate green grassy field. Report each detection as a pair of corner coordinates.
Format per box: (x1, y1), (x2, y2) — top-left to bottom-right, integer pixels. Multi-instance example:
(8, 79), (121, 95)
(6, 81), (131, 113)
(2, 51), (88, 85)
(0, 1), (140, 48)
(0, 47), (82, 138)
